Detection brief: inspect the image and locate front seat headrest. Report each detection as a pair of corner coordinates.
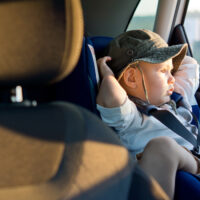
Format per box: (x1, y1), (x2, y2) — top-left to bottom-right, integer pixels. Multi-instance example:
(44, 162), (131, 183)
(0, 0), (83, 87)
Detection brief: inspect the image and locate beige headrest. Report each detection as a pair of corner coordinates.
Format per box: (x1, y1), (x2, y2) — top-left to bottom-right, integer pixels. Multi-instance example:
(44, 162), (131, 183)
(0, 0), (83, 86)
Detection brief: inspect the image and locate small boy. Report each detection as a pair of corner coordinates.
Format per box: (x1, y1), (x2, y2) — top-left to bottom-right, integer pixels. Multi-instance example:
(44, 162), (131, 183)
(96, 29), (200, 199)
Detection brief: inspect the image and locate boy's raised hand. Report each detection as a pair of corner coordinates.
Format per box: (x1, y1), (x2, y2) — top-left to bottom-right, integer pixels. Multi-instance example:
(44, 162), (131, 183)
(97, 56), (114, 79)
(96, 56), (127, 108)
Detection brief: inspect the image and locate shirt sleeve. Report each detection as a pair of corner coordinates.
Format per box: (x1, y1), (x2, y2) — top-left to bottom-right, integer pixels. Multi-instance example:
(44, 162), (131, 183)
(174, 56), (199, 106)
(96, 97), (142, 135)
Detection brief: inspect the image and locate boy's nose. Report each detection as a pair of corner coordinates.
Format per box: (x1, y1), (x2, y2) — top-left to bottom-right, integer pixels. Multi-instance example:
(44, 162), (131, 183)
(168, 73), (175, 84)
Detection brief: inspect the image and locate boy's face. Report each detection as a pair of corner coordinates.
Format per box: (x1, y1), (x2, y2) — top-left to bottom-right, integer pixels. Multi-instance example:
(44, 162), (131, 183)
(130, 59), (175, 106)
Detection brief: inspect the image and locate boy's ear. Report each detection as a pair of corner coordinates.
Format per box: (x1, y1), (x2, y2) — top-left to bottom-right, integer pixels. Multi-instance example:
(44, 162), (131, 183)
(122, 67), (137, 89)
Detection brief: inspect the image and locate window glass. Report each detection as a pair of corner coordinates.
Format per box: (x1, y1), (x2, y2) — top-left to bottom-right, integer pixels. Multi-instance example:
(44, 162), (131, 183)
(127, 0), (159, 31)
(184, 0), (200, 63)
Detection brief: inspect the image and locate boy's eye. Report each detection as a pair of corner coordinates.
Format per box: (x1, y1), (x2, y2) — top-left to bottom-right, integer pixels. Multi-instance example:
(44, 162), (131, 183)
(160, 68), (167, 73)
(160, 68), (173, 74)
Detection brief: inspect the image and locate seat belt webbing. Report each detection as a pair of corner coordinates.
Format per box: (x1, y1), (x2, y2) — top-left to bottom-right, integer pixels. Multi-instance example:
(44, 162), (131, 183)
(150, 109), (198, 149)
(132, 96), (200, 156)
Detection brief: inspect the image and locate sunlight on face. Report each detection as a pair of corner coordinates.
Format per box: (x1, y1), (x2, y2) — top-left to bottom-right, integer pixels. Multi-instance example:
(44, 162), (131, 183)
(136, 59), (175, 106)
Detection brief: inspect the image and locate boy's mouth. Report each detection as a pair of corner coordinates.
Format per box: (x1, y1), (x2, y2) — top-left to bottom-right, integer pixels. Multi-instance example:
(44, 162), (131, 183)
(167, 86), (174, 95)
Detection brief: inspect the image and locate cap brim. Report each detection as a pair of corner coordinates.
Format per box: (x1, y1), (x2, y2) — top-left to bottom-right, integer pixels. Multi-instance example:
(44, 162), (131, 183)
(136, 44), (187, 66)
(117, 43), (188, 80)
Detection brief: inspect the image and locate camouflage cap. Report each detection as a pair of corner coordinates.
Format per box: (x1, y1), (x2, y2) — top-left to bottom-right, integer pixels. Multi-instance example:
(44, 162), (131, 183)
(105, 29), (188, 80)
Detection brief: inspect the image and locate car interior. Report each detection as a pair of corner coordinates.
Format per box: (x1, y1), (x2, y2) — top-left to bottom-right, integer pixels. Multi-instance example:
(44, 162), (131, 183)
(0, 0), (199, 199)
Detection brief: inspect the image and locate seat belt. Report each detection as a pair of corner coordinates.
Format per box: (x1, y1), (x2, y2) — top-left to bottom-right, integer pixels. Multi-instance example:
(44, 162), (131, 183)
(130, 94), (200, 158)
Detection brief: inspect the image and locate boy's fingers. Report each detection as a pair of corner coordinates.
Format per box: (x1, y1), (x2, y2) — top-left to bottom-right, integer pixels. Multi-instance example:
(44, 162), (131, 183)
(97, 56), (111, 65)
(97, 56), (114, 78)
(102, 56), (112, 64)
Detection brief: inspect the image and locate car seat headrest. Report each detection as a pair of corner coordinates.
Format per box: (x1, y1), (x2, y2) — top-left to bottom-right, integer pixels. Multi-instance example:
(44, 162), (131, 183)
(0, 0), (83, 87)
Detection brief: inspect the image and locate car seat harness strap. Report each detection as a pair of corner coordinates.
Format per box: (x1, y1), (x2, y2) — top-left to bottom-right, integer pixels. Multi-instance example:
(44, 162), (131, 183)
(129, 93), (200, 158)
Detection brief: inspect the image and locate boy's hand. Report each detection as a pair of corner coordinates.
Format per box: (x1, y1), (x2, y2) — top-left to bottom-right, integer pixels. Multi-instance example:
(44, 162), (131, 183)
(97, 56), (114, 79)
(96, 56), (127, 108)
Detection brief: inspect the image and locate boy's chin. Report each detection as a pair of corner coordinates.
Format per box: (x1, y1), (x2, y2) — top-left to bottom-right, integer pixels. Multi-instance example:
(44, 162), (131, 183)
(153, 97), (170, 106)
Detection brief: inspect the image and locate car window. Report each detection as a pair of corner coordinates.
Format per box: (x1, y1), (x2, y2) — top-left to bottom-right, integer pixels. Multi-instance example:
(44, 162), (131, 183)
(127, 0), (159, 31)
(184, 0), (200, 63)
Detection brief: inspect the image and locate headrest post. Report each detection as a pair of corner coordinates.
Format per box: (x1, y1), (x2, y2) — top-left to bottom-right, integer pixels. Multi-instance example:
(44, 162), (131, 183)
(11, 86), (23, 103)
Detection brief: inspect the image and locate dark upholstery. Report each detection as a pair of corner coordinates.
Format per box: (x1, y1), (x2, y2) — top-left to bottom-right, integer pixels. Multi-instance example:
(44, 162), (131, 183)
(0, 102), (169, 200)
(56, 36), (113, 113)
(56, 38), (97, 113)
(0, 103), (131, 199)
(0, 0), (83, 86)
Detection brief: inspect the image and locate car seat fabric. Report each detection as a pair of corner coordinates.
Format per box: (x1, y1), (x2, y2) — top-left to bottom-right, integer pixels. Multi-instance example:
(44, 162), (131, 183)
(56, 36), (113, 114)
(89, 36), (113, 59)
(0, 102), (134, 200)
(0, 0), (83, 86)
(191, 105), (200, 125)
(171, 92), (200, 126)
(175, 170), (200, 200)
(56, 37), (98, 114)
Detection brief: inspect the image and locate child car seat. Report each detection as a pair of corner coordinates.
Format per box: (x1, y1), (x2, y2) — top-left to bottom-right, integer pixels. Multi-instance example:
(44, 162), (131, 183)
(56, 36), (113, 115)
